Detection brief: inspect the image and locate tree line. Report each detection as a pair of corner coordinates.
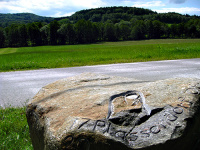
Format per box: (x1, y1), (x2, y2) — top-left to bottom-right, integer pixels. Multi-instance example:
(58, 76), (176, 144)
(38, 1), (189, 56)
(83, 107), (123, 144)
(0, 18), (200, 48)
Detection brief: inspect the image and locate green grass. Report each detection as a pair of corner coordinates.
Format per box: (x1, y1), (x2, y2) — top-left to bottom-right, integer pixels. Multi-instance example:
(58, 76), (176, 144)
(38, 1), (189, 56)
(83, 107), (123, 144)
(0, 107), (33, 150)
(0, 39), (200, 72)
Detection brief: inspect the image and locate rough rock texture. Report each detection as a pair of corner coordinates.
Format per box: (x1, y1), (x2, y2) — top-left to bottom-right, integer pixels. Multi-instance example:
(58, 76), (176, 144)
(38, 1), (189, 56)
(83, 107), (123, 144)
(26, 73), (200, 150)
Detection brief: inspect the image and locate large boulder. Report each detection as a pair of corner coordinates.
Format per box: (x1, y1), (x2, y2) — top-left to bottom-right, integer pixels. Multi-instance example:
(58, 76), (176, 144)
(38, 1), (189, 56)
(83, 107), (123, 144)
(26, 73), (200, 150)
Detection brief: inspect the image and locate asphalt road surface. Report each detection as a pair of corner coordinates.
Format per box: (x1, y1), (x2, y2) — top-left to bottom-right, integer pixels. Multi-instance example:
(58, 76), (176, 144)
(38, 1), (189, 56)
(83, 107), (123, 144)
(0, 58), (200, 108)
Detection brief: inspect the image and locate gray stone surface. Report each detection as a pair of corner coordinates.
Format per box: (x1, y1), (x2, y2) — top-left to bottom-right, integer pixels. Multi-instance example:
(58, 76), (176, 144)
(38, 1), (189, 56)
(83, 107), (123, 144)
(26, 73), (200, 150)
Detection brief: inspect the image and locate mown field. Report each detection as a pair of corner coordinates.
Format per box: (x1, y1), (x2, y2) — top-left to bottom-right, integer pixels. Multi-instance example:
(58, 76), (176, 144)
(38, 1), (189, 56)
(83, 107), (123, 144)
(0, 39), (200, 72)
(0, 39), (200, 149)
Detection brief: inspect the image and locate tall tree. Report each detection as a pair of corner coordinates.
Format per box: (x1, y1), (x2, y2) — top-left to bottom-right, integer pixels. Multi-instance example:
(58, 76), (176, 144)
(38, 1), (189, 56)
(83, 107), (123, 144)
(75, 19), (96, 44)
(18, 24), (28, 47)
(66, 23), (76, 44)
(49, 20), (59, 45)
(119, 21), (131, 40)
(152, 20), (162, 39)
(96, 22), (105, 41)
(104, 21), (117, 41)
(91, 22), (100, 42)
(40, 25), (50, 45)
(0, 27), (6, 48)
(170, 24), (178, 38)
(75, 19), (87, 44)
(145, 20), (154, 39)
(27, 23), (42, 46)
(7, 24), (19, 47)
(57, 23), (76, 45)
(131, 20), (145, 40)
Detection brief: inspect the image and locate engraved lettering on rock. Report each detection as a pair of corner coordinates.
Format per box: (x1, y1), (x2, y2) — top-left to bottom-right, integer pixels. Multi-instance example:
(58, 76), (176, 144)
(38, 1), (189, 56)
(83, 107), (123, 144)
(150, 125), (161, 134)
(165, 112), (178, 121)
(140, 128), (151, 138)
(115, 131), (127, 141)
(127, 132), (138, 142)
(95, 120), (110, 133)
(173, 107), (183, 114)
(75, 87), (199, 148)
(62, 135), (74, 148)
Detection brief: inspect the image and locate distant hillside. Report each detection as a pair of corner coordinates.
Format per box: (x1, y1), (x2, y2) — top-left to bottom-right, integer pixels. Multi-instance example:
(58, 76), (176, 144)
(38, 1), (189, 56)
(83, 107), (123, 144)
(69, 6), (157, 23)
(0, 13), (54, 27)
(0, 7), (199, 28)
(69, 6), (199, 24)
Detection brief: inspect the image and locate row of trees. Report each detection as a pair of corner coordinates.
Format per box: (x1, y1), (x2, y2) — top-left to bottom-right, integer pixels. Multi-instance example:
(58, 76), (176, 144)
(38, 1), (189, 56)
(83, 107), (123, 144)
(0, 18), (200, 48)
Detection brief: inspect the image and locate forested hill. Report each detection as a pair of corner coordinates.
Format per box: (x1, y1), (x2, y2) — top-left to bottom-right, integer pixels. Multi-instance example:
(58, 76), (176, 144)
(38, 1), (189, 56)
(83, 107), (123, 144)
(1, 6), (199, 28)
(69, 6), (199, 24)
(0, 13), (54, 27)
(69, 7), (156, 22)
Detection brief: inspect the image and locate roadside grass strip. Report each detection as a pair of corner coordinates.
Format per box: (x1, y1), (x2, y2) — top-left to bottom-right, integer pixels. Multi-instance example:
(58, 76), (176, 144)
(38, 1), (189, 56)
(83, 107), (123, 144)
(0, 39), (200, 72)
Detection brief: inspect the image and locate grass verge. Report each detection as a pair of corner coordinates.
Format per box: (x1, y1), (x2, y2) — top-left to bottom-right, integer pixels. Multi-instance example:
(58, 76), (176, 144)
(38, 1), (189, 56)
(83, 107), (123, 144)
(0, 39), (200, 72)
(0, 107), (33, 150)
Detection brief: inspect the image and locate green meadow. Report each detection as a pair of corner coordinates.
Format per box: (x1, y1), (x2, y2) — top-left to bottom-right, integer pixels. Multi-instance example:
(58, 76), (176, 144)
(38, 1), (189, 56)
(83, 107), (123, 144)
(1, 39), (200, 72)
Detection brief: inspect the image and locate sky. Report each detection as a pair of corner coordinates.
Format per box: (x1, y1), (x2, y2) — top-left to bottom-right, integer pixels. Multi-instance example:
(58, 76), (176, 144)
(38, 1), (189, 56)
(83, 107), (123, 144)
(0, 0), (200, 17)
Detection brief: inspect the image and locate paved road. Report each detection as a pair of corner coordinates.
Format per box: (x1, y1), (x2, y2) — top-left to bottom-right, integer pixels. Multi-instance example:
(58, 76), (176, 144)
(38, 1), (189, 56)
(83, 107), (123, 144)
(0, 58), (200, 108)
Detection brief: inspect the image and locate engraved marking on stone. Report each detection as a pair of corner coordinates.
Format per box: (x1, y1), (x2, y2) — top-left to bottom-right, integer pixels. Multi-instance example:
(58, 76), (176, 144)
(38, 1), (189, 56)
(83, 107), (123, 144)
(167, 121), (171, 125)
(125, 93), (139, 106)
(115, 131), (126, 141)
(96, 120), (106, 127)
(165, 113), (178, 121)
(77, 88), (194, 146)
(63, 135), (74, 146)
(136, 91), (151, 115)
(108, 124), (116, 137)
(78, 119), (90, 129)
(177, 102), (190, 108)
(160, 123), (167, 129)
(140, 128), (151, 137)
(127, 133), (138, 142)
(95, 120), (110, 134)
(196, 83), (200, 89)
(186, 88), (199, 95)
(178, 97), (185, 102)
(105, 122), (111, 133)
(173, 107), (183, 114)
(93, 120), (98, 131)
(150, 125), (161, 134)
(107, 90), (151, 119)
(70, 119), (78, 129)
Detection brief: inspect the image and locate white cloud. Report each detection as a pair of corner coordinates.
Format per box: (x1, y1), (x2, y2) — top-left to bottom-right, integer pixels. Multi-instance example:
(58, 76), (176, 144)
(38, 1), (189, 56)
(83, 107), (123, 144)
(52, 12), (75, 18)
(132, 1), (166, 7)
(155, 7), (200, 14)
(70, 0), (106, 8)
(0, 0), (106, 16)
